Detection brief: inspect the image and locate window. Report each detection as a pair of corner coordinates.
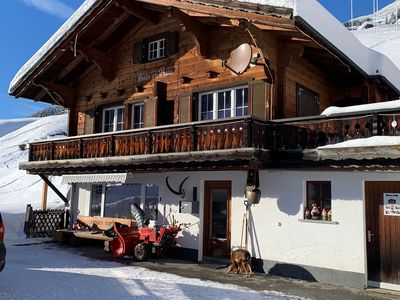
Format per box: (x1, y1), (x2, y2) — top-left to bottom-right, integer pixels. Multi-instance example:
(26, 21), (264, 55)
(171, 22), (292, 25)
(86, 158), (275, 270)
(199, 86), (249, 121)
(148, 38), (166, 61)
(103, 106), (124, 132)
(90, 185), (103, 217)
(305, 181), (332, 221)
(296, 84), (320, 117)
(131, 103), (144, 129)
(104, 183), (142, 219)
(145, 184), (159, 220)
(133, 32), (178, 64)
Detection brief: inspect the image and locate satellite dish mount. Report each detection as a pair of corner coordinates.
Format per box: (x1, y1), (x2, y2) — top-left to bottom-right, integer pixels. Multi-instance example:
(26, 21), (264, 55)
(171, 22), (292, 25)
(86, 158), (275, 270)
(222, 43), (252, 75)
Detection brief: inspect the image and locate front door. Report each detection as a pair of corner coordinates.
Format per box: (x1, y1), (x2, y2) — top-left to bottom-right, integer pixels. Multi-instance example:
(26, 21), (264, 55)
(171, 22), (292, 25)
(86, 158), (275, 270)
(365, 181), (400, 286)
(203, 181), (231, 258)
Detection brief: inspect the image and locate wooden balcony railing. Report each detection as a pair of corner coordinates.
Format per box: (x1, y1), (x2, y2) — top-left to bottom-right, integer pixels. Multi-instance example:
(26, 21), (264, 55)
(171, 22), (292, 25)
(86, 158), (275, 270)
(28, 113), (400, 162)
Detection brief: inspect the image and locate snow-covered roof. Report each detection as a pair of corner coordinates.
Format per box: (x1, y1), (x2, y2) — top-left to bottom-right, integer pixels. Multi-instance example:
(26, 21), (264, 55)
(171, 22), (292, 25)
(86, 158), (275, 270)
(321, 99), (400, 116)
(318, 136), (400, 150)
(8, 0), (101, 95)
(8, 0), (400, 95)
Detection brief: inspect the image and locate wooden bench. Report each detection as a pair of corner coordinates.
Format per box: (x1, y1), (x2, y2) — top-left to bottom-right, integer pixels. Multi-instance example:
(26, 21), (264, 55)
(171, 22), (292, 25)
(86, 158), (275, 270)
(54, 215), (137, 249)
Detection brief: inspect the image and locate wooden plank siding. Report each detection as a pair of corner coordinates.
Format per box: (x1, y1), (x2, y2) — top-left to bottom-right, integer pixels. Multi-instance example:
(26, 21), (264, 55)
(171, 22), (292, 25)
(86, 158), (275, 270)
(74, 15), (279, 134)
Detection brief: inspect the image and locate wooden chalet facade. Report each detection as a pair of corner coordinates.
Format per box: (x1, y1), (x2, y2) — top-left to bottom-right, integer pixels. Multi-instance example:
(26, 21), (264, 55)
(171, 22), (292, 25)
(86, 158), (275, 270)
(9, 0), (400, 290)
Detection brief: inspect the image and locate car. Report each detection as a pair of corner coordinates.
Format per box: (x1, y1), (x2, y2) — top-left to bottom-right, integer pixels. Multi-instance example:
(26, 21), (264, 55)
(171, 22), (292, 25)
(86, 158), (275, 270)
(0, 212), (5, 271)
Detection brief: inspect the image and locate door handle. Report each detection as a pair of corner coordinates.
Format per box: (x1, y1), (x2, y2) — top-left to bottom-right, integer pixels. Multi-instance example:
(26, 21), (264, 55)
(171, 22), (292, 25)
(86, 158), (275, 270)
(368, 230), (375, 243)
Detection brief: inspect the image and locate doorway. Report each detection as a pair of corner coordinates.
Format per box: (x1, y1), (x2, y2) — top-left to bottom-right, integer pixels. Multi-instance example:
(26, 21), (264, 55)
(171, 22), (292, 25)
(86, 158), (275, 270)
(365, 181), (400, 287)
(203, 181), (231, 259)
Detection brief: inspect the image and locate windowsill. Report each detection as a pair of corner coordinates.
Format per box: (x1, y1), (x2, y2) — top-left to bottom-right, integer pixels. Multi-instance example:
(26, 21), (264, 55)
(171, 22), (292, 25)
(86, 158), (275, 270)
(298, 219), (339, 225)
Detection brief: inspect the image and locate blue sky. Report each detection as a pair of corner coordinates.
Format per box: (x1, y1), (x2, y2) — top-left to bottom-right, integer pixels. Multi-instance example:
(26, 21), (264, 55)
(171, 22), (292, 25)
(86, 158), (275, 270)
(0, 0), (396, 119)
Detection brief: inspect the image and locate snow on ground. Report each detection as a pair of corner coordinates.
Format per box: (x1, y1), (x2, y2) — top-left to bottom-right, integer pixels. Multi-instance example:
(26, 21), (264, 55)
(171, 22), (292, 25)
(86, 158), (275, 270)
(0, 118), (38, 138)
(0, 243), (300, 300)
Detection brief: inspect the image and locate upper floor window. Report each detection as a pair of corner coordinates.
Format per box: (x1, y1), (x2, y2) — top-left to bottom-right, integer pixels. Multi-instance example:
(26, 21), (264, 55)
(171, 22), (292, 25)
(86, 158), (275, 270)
(148, 38), (166, 61)
(297, 83), (320, 117)
(131, 103), (144, 129)
(103, 106), (124, 133)
(304, 181), (332, 221)
(199, 86), (248, 121)
(133, 32), (178, 64)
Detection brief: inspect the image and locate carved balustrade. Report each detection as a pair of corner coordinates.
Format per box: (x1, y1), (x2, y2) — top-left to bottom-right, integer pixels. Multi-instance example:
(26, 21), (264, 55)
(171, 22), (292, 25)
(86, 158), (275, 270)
(28, 113), (400, 162)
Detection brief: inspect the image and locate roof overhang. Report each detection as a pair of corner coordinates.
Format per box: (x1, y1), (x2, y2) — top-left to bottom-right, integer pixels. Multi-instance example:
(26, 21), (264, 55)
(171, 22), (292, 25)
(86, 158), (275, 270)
(19, 148), (268, 175)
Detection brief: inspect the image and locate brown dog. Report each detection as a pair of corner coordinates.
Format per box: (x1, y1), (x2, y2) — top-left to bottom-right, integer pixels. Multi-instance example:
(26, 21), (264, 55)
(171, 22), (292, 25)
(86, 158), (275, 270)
(226, 249), (252, 277)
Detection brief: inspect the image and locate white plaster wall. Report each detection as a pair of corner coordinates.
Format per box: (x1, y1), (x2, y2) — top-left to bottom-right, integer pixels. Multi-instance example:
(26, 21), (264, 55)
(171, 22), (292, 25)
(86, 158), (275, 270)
(251, 170), (400, 275)
(72, 169), (400, 275)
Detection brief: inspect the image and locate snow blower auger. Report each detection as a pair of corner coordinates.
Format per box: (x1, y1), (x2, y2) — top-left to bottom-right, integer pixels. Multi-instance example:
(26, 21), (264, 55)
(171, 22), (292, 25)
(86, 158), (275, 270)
(110, 203), (181, 261)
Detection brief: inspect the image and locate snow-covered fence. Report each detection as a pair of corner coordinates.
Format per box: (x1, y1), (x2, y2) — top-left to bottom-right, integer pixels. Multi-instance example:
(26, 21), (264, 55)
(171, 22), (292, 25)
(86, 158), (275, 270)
(24, 204), (69, 238)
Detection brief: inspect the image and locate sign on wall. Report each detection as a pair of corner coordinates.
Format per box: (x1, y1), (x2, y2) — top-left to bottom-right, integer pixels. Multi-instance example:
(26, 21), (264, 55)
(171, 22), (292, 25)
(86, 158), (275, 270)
(383, 193), (400, 216)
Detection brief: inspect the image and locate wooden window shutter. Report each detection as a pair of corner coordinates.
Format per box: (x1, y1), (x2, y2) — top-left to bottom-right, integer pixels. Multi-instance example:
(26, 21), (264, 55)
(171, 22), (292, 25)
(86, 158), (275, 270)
(179, 95), (191, 123)
(166, 31), (179, 56)
(251, 81), (270, 120)
(94, 107), (102, 133)
(133, 41), (144, 64)
(144, 97), (157, 127)
(84, 109), (95, 134)
(191, 93), (199, 122)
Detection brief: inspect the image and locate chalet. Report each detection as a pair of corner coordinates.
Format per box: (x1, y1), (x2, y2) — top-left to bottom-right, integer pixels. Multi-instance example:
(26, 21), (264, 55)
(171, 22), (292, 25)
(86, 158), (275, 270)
(9, 0), (400, 291)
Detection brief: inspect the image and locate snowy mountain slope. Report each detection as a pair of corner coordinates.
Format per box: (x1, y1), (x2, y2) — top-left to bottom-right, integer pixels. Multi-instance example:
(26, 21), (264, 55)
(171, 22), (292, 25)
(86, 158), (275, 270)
(347, 0), (400, 28)
(353, 24), (400, 69)
(0, 118), (38, 138)
(0, 114), (69, 243)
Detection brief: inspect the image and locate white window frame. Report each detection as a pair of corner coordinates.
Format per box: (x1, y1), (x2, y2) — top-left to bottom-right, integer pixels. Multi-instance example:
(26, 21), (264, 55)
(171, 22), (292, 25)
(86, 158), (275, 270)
(148, 38), (166, 61)
(102, 106), (125, 133)
(198, 86), (248, 121)
(131, 103), (144, 129)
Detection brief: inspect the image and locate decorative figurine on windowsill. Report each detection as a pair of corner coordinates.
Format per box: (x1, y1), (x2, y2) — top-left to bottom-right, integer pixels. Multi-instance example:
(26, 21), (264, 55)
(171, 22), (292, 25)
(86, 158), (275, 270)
(304, 208), (311, 219)
(311, 203), (320, 220)
(327, 209), (332, 221)
(321, 208), (327, 221)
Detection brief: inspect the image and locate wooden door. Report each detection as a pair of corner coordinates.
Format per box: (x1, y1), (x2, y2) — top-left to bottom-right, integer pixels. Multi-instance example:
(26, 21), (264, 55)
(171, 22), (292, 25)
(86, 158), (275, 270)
(365, 181), (400, 285)
(203, 181), (231, 259)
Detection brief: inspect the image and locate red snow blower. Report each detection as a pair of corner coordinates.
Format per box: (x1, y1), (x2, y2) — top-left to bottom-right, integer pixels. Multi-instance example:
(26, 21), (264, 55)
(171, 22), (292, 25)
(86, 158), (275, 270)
(109, 204), (181, 260)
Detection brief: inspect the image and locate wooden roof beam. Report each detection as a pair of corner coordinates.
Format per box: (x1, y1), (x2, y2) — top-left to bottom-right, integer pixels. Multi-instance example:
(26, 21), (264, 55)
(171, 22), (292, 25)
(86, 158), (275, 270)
(76, 43), (115, 82)
(34, 80), (75, 107)
(170, 7), (210, 57)
(115, 0), (160, 24)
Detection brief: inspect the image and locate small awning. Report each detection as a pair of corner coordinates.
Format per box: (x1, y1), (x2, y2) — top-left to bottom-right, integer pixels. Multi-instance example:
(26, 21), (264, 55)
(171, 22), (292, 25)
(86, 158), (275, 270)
(62, 173), (127, 184)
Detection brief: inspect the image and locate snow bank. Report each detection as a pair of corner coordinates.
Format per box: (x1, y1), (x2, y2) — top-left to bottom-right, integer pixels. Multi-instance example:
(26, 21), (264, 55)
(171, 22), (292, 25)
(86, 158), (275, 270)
(0, 118), (38, 138)
(0, 114), (68, 244)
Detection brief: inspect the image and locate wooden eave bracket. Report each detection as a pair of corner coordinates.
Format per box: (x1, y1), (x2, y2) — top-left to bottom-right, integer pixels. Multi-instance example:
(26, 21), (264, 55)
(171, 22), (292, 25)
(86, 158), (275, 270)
(170, 7), (210, 57)
(115, 0), (160, 24)
(39, 174), (69, 206)
(76, 43), (116, 82)
(34, 80), (75, 107)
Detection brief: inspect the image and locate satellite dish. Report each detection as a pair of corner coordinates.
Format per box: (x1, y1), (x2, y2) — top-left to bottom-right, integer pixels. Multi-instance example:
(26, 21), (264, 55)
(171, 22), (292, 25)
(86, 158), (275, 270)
(226, 43), (252, 75)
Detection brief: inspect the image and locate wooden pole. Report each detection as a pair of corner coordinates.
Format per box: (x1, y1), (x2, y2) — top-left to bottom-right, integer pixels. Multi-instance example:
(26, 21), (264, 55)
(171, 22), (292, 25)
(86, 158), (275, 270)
(39, 174), (69, 206)
(41, 175), (48, 210)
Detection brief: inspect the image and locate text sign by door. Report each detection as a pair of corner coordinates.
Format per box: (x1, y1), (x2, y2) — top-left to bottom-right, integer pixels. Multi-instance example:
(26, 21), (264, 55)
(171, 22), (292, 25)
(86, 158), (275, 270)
(383, 193), (400, 216)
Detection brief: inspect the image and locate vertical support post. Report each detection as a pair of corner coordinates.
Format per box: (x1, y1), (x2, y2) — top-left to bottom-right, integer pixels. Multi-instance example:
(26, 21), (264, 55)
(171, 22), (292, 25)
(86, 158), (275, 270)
(41, 175), (48, 210)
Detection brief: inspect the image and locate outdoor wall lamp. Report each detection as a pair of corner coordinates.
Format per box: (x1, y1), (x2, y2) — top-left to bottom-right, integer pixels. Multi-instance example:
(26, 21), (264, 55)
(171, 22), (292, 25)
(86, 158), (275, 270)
(84, 94), (92, 103)
(116, 88), (125, 96)
(180, 76), (192, 84)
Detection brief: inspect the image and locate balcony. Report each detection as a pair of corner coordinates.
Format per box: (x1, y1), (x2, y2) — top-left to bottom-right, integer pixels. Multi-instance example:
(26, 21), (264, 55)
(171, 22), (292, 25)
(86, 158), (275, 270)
(23, 112), (400, 173)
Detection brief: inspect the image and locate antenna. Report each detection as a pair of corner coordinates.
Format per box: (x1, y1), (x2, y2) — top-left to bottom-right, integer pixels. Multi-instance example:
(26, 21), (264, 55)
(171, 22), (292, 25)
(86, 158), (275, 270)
(350, 0), (353, 29)
(222, 43), (252, 75)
